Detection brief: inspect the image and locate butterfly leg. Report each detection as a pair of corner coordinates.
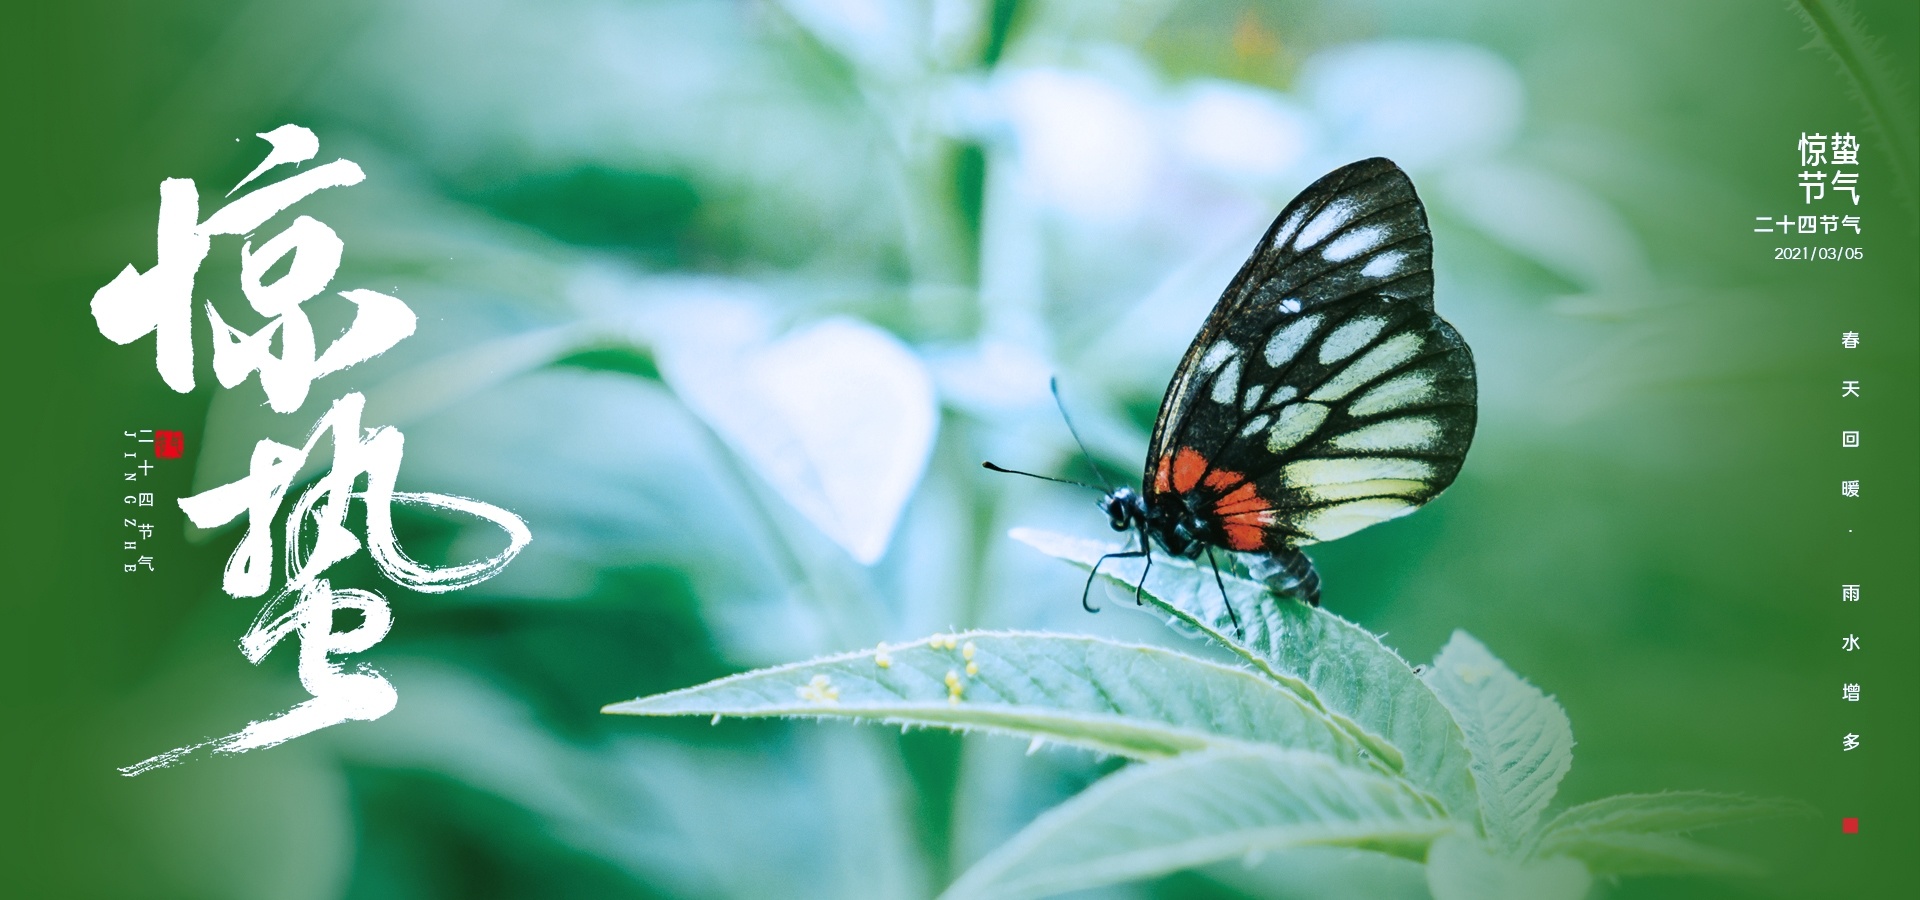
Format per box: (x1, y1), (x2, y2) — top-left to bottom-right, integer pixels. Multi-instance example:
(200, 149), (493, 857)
(1133, 539), (1153, 606)
(1205, 548), (1246, 641)
(1082, 549), (1147, 613)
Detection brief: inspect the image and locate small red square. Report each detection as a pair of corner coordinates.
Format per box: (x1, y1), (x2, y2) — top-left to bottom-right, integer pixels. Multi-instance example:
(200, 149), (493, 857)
(155, 430), (184, 460)
(1842, 817), (1859, 834)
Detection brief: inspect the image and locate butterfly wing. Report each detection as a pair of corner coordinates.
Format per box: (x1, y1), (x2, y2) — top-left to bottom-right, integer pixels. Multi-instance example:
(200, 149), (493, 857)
(1143, 158), (1476, 550)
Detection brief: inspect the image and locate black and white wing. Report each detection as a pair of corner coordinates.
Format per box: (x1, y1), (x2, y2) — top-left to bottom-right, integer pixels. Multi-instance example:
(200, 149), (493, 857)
(1142, 158), (1477, 550)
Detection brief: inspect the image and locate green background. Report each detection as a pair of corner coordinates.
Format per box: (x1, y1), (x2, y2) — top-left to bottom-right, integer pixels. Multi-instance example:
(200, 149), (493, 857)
(5, 1), (1914, 898)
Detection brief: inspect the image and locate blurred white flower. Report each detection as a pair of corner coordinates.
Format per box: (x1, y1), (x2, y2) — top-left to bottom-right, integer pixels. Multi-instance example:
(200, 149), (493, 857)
(650, 303), (939, 566)
(1298, 39), (1525, 172)
(1172, 80), (1317, 183)
(997, 67), (1162, 222)
(925, 338), (1055, 416)
(778, 0), (923, 77)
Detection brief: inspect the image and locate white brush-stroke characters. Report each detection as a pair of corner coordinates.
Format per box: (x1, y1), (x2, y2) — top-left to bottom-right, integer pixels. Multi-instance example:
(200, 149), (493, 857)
(96, 127), (528, 774)
(90, 124), (415, 410)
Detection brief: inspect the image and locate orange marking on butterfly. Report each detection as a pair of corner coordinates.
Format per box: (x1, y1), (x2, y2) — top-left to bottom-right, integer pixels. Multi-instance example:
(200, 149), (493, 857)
(1203, 468), (1241, 491)
(1214, 478), (1275, 551)
(1170, 447), (1208, 493)
(1219, 511), (1276, 551)
(1158, 448), (1276, 552)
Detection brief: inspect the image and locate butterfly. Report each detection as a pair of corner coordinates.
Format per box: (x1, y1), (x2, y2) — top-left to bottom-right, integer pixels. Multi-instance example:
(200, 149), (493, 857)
(994, 158), (1477, 634)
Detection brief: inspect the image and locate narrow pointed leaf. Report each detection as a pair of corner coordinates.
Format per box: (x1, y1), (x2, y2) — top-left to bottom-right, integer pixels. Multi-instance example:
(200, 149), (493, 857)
(1013, 528), (1478, 822)
(1788, 0), (1918, 205)
(1421, 631), (1574, 852)
(606, 631), (1363, 762)
(941, 747), (1457, 900)
(1539, 831), (1765, 877)
(1539, 791), (1808, 851)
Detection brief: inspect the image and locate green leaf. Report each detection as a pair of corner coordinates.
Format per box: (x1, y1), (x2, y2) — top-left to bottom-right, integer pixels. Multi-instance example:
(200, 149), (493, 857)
(1422, 630), (1573, 852)
(941, 747), (1457, 900)
(1788, 0), (1918, 206)
(1424, 834), (1591, 900)
(1536, 791), (1807, 874)
(1011, 528), (1479, 822)
(1540, 791), (1808, 844)
(605, 630), (1365, 762)
(1537, 831), (1764, 877)
(352, 663), (932, 899)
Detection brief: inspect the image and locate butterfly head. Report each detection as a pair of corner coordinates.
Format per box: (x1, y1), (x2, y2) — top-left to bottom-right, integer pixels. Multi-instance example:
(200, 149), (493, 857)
(1100, 486), (1146, 533)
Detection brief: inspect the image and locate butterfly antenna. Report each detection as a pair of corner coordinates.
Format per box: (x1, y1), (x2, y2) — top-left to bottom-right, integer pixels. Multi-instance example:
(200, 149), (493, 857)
(1051, 377), (1114, 491)
(981, 461), (1103, 492)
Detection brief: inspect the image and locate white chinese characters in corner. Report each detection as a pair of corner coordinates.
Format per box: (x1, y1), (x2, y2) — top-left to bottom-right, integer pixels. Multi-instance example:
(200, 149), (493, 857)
(1753, 134), (1866, 237)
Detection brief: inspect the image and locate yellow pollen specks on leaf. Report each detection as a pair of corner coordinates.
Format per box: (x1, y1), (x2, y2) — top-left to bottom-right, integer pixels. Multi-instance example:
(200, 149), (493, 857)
(945, 669), (965, 704)
(962, 641), (977, 660)
(797, 674), (840, 705)
(965, 661), (979, 676)
(874, 642), (892, 668)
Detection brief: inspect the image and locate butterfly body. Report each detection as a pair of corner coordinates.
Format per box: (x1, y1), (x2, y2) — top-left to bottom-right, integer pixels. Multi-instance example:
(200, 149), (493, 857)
(1099, 476), (1237, 559)
(1099, 467), (1324, 606)
(1093, 157), (1475, 614)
